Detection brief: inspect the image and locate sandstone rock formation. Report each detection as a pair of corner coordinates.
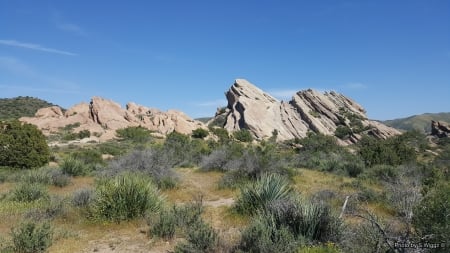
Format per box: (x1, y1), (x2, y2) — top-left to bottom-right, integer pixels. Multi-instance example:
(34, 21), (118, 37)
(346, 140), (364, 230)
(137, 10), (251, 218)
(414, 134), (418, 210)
(20, 97), (205, 142)
(213, 79), (400, 143)
(431, 120), (450, 138)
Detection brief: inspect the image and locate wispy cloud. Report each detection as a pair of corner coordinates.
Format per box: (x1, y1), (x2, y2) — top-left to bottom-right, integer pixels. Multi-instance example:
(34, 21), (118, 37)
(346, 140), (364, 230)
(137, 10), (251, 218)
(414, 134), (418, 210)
(341, 82), (367, 89)
(56, 23), (86, 36)
(0, 39), (77, 56)
(52, 9), (87, 36)
(0, 56), (80, 92)
(194, 99), (228, 107)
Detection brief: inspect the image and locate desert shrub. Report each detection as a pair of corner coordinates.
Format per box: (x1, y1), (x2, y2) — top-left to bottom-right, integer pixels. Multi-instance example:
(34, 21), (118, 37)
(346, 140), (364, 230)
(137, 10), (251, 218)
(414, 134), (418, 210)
(235, 173), (293, 215)
(173, 198), (204, 227)
(24, 196), (67, 221)
(72, 188), (95, 208)
(163, 131), (202, 167)
(116, 126), (152, 143)
(149, 198), (217, 251)
(266, 198), (342, 242)
(19, 167), (70, 187)
(238, 213), (298, 253)
(209, 127), (230, 143)
(93, 173), (162, 221)
(192, 128), (209, 139)
(344, 161), (365, 178)
(203, 141), (291, 187)
(0, 120), (50, 169)
(60, 157), (87, 176)
(102, 149), (177, 189)
(77, 129), (90, 139)
(413, 181), (450, 244)
(150, 207), (177, 240)
(233, 128), (253, 142)
(71, 148), (104, 169)
(11, 183), (49, 202)
(10, 220), (53, 253)
(49, 169), (71, 187)
(299, 132), (340, 153)
(98, 141), (126, 156)
(199, 148), (229, 171)
(174, 219), (218, 253)
(363, 164), (398, 182)
(358, 135), (416, 167)
(334, 125), (352, 139)
(298, 244), (341, 253)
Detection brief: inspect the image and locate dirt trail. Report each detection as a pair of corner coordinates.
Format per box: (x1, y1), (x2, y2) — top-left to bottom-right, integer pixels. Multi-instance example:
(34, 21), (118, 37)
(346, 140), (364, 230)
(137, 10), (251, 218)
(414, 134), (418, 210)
(78, 168), (237, 253)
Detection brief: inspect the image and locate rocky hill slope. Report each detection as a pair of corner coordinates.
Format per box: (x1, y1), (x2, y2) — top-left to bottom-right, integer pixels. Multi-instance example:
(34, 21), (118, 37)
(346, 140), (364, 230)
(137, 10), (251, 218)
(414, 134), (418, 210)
(20, 97), (205, 141)
(211, 79), (400, 143)
(0, 96), (59, 120)
(383, 112), (450, 133)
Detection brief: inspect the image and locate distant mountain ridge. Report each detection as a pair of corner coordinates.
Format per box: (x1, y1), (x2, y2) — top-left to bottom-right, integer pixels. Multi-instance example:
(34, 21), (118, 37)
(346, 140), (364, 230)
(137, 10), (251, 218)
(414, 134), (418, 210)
(382, 112), (450, 133)
(0, 96), (60, 120)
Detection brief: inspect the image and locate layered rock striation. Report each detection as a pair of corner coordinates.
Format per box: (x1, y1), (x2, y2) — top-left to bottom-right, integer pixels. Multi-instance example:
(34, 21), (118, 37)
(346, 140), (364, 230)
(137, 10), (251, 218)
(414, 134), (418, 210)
(214, 79), (400, 143)
(20, 97), (205, 141)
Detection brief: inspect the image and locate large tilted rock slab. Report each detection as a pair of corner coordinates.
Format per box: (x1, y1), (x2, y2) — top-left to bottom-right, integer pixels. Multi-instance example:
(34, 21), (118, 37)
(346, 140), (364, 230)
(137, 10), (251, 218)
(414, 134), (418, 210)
(216, 79), (400, 143)
(20, 97), (205, 141)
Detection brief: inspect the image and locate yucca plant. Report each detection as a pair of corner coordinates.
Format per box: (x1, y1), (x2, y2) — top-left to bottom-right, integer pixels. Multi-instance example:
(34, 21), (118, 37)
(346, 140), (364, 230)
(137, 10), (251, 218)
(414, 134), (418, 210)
(60, 156), (87, 176)
(235, 173), (293, 215)
(94, 172), (163, 222)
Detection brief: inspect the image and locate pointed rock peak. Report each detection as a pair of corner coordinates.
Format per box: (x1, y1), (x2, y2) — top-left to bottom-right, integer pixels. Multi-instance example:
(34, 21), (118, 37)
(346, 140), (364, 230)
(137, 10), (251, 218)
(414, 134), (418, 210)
(229, 79), (278, 104)
(216, 78), (400, 143)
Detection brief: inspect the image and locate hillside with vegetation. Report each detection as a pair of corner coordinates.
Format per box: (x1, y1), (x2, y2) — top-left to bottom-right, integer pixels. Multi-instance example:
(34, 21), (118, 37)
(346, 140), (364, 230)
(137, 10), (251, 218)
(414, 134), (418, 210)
(383, 112), (450, 133)
(0, 122), (448, 252)
(0, 96), (60, 120)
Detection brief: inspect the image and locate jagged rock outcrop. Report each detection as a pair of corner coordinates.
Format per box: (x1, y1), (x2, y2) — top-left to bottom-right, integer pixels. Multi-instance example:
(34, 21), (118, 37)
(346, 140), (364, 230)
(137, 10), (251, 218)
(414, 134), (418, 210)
(431, 120), (450, 138)
(214, 79), (400, 143)
(20, 96), (205, 142)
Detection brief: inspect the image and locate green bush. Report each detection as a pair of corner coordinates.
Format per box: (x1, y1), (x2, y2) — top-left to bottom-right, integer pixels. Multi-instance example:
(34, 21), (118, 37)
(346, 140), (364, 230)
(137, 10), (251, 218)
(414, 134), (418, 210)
(102, 149), (177, 189)
(235, 173), (293, 215)
(238, 213), (298, 253)
(0, 120), (50, 169)
(174, 220), (218, 253)
(298, 244), (341, 253)
(77, 129), (91, 139)
(20, 167), (70, 187)
(209, 127), (230, 143)
(233, 129), (253, 142)
(60, 157), (87, 176)
(191, 128), (209, 139)
(116, 126), (152, 143)
(150, 207), (177, 240)
(24, 196), (66, 221)
(10, 220), (53, 253)
(358, 135), (416, 167)
(93, 173), (163, 221)
(334, 125), (352, 139)
(72, 188), (94, 208)
(11, 183), (49, 202)
(413, 182), (450, 244)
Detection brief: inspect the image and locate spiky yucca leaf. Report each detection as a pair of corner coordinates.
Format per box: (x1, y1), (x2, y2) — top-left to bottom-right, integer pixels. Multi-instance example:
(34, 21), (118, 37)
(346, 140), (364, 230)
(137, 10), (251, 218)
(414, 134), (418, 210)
(235, 173), (292, 215)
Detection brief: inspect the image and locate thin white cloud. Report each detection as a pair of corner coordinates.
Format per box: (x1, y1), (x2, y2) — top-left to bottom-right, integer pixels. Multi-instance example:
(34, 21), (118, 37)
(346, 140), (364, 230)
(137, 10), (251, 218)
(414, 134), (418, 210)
(341, 82), (367, 89)
(0, 57), (80, 92)
(195, 99), (228, 107)
(0, 39), (77, 56)
(56, 23), (86, 36)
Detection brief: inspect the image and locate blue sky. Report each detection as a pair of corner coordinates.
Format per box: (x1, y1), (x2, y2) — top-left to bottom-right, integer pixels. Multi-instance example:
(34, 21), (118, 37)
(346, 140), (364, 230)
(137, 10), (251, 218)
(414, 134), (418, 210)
(0, 0), (449, 120)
